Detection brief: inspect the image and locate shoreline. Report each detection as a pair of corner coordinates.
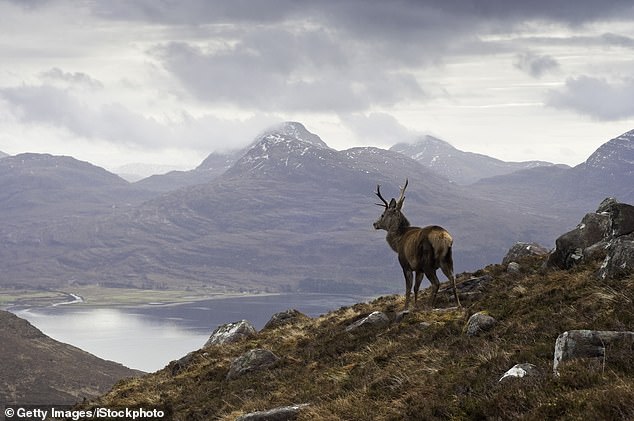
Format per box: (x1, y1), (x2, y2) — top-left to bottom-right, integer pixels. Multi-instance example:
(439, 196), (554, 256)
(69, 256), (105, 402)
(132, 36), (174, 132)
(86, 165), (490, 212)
(0, 286), (287, 311)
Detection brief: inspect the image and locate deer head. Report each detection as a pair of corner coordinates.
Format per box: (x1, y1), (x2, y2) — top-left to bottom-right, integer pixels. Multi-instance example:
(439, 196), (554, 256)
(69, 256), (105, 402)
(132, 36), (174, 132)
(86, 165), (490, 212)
(373, 179), (409, 232)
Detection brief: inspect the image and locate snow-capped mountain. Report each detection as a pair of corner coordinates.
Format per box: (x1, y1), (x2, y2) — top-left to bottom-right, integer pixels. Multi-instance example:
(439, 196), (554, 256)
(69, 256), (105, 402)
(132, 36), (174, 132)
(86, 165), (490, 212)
(582, 129), (634, 176)
(391, 135), (561, 185)
(0, 150), (8, 159)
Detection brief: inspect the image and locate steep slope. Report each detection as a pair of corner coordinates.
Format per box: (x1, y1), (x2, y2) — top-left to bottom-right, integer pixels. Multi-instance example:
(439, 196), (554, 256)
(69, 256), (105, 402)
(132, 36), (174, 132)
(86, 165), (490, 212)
(84, 255), (634, 420)
(0, 310), (141, 404)
(391, 135), (560, 185)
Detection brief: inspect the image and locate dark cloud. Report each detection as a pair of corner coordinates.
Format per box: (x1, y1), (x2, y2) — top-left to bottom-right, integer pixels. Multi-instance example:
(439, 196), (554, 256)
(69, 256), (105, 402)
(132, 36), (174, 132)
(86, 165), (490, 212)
(153, 36), (425, 112)
(546, 76), (634, 120)
(514, 52), (559, 78)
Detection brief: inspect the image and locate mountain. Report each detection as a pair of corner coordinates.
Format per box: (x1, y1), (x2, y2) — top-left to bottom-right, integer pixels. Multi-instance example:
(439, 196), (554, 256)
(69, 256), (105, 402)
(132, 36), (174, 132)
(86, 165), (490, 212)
(133, 150), (243, 192)
(471, 129), (634, 215)
(0, 150), (8, 159)
(0, 153), (154, 222)
(0, 310), (141, 404)
(0, 123), (568, 292)
(114, 163), (185, 182)
(391, 135), (563, 185)
(81, 254), (634, 420)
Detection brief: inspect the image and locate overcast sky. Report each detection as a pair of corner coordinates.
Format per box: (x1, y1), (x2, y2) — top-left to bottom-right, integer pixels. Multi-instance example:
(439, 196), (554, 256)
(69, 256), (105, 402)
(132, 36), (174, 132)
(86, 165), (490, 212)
(1, 0), (634, 171)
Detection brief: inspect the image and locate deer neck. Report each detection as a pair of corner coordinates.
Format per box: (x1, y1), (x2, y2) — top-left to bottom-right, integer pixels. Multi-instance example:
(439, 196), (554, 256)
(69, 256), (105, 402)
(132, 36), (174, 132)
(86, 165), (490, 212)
(385, 220), (410, 253)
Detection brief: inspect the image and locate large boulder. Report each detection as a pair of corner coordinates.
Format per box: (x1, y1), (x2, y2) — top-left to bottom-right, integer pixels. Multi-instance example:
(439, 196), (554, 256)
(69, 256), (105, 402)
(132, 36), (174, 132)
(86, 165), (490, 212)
(226, 348), (280, 380)
(263, 309), (309, 330)
(502, 242), (549, 265)
(345, 311), (389, 333)
(545, 198), (634, 276)
(597, 234), (634, 280)
(204, 320), (257, 347)
(553, 330), (634, 374)
(465, 311), (497, 337)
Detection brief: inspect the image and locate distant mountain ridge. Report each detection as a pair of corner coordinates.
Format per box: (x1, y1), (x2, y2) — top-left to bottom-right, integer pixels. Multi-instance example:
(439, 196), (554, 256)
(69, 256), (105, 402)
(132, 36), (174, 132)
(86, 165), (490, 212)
(0, 124), (631, 295)
(0, 150), (8, 159)
(391, 135), (563, 185)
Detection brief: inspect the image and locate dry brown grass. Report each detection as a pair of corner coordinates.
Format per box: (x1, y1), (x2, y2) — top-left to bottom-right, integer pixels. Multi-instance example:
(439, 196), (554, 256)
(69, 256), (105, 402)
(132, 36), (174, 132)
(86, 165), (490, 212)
(85, 257), (634, 420)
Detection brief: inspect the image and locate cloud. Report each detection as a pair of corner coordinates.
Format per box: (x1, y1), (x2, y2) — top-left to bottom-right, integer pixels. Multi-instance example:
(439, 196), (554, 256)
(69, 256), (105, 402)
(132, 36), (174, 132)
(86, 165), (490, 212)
(0, 83), (277, 152)
(40, 67), (104, 89)
(340, 112), (419, 147)
(546, 75), (634, 120)
(514, 52), (559, 78)
(153, 36), (425, 112)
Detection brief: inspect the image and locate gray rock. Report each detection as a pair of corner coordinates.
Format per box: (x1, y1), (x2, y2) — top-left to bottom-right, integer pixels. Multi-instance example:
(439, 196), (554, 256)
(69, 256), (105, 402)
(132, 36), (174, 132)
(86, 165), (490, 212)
(236, 404), (310, 421)
(263, 309), (308, 330)
(345, 311), (389, 333)
(546, 212), (612, 269)
(499, 363), (541, 383)
(227, 348), (280, 380)
(553, 330), (634, 374)
(507, 262), (521, 274)
(170, 351), (197, 376)
(395, 310), (410, 323)
(204, 320), (257, 347)
(603, 201), (634, 237)
(502, 242), (549, 265)
(465, 311), (497, 336)
(597, 234), (634, 280)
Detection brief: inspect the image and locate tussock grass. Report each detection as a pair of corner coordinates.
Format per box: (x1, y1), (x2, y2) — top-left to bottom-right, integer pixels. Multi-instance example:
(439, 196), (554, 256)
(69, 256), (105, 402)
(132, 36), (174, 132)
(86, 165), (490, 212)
(86, 257), (634, 420)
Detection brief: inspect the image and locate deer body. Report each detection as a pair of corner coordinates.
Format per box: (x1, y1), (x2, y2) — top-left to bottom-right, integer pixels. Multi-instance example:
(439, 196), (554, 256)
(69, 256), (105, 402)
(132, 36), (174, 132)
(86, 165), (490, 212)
(374, 180), (461, 309)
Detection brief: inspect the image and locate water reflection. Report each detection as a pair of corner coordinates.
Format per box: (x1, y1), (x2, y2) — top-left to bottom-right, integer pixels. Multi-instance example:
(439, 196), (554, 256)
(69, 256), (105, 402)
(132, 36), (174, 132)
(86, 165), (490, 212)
(13, 293), (367, 372)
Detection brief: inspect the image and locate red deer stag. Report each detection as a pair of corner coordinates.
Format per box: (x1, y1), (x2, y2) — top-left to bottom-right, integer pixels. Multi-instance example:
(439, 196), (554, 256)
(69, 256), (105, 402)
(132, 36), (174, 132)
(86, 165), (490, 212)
(373, 179), (461, 309)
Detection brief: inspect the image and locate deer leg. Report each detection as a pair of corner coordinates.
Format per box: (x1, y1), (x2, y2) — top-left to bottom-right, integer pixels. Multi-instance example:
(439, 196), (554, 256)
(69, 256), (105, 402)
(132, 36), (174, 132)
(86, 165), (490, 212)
(402, 269), (413, 309)
(425, 269), (440, 308)
(440, 261), (461, 308)
(413, 271), (424, 306)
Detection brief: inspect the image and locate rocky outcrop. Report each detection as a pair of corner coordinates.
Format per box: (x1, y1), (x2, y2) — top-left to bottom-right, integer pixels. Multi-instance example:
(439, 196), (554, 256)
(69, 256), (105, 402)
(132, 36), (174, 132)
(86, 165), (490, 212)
(236, 404), (310, 421)
(502, 242), (549, 265)
(263, 309), (309, 330)
(345, 311), (390, 333)
(465, 311), (497, 337)
(204, 320), (257, 347)
(545, 198), (634, 279)
(553, 330), (634, 374)
(227, 348), (280, 380)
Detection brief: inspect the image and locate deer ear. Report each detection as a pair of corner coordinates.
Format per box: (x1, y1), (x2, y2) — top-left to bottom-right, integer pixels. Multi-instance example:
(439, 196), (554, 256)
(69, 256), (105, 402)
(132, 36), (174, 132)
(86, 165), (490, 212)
(388, 198), (397, 208)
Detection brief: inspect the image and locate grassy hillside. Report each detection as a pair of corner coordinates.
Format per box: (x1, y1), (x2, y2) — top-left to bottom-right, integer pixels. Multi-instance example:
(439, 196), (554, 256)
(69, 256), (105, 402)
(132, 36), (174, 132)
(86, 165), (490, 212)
(84, 256), (633, 420)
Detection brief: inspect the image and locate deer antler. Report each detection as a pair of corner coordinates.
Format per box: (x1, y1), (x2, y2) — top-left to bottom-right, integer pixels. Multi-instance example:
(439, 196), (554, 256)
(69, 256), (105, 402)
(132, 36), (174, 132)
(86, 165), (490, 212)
(396, 178), (408, 209)
(375, 184), (389, 208)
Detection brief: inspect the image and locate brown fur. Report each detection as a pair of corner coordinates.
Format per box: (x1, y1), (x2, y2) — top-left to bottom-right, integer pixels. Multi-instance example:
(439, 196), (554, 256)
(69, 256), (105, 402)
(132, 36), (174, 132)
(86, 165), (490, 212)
(374, 181), (461, 309)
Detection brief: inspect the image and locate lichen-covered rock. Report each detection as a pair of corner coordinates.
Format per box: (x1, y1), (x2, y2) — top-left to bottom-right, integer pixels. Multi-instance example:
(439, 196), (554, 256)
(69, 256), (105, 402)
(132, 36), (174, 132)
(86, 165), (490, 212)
(507, 262), (521, 274)
(546, 212), (612, 269)
(502, 242), (549, 265)
(227, 348), (280, 380)
(465, 311), (497, 336)
(553, 330), (634, 374)
(499, 363), (541, 383)
(263, 309), (309, 330)
(345, 311), (389, 333)
(204, 320), (257, 347)
(597, 234), (634, 280)
(545, 198), (634, 275)
(236, 404), (310, 421)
